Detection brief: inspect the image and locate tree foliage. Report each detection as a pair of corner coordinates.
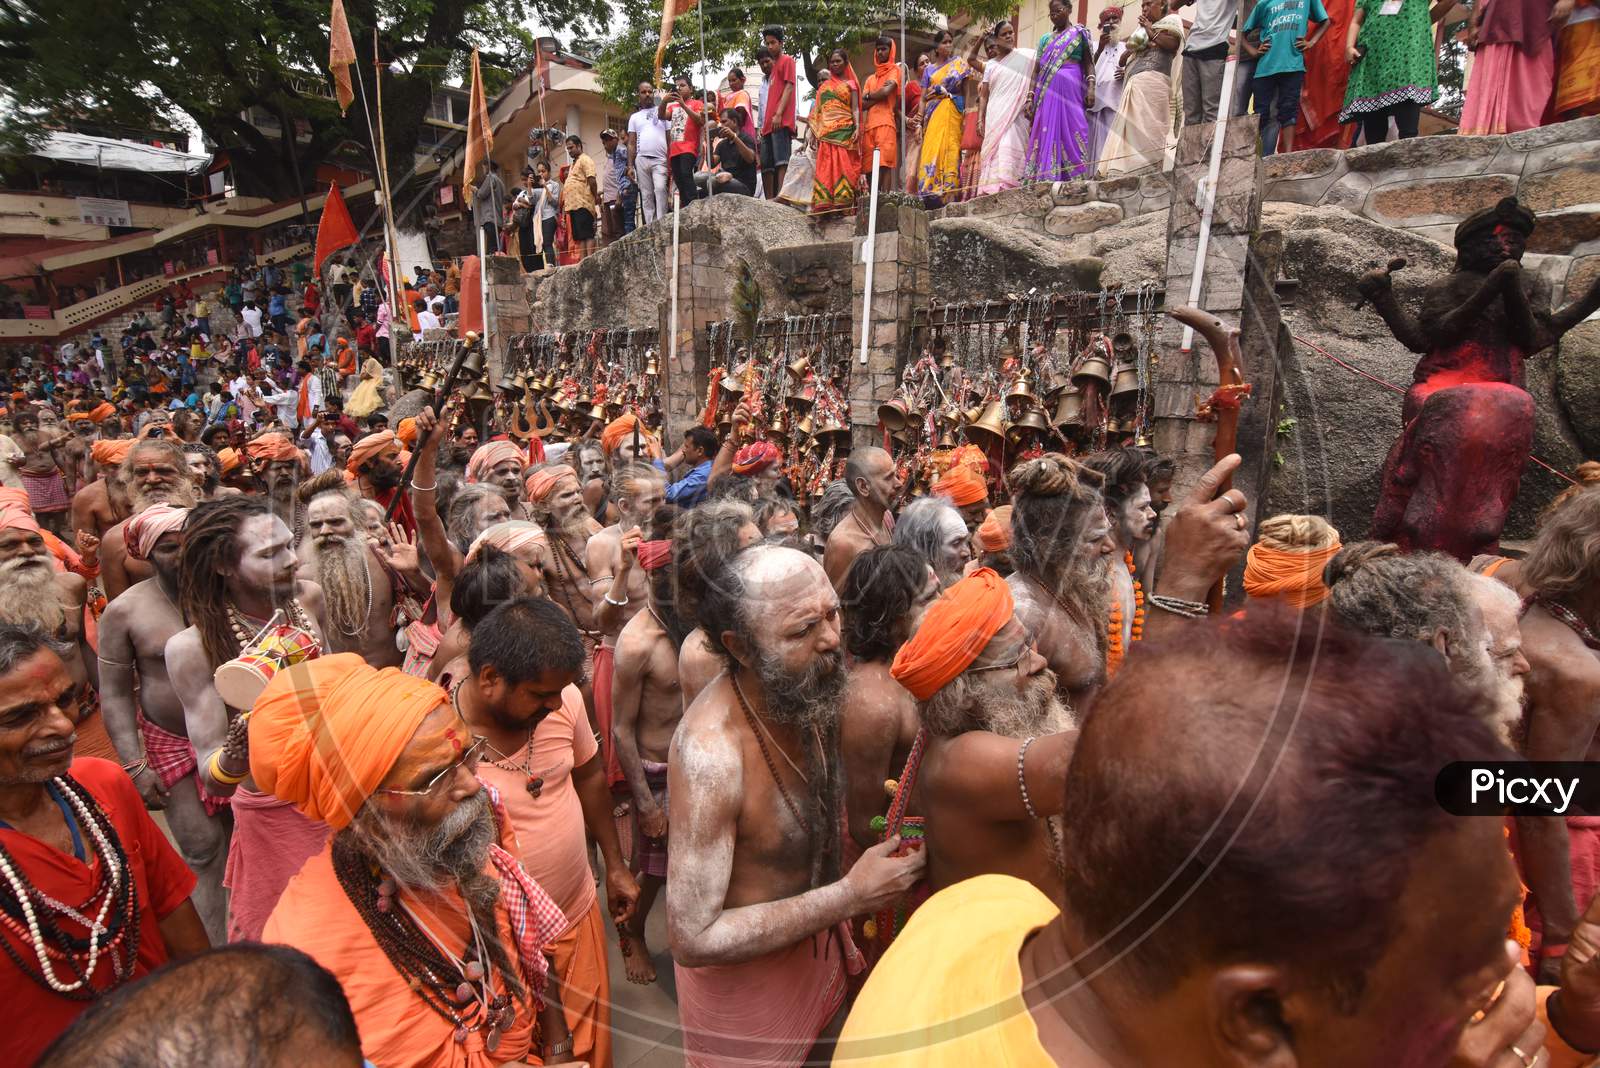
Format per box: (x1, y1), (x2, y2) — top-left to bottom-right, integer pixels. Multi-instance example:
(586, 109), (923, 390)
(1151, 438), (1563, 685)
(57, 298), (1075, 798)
(0, 0), (604, 211)
(593, 0), (1013, 109)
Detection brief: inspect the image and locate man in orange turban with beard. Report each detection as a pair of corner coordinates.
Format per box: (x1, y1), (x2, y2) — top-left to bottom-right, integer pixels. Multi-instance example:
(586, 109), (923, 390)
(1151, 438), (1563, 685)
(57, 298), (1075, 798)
(599, 411), (659, 464)
(256, 654), (574, 1068)
(344, 429), (413, 536)
(464, 440), (526, 510)
(890, 567), (1076, 898)
(932, 462), (989, 534)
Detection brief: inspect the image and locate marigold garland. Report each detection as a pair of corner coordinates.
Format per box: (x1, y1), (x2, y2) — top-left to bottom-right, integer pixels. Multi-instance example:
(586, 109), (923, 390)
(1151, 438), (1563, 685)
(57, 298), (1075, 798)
(1106, 551), (1145, 678)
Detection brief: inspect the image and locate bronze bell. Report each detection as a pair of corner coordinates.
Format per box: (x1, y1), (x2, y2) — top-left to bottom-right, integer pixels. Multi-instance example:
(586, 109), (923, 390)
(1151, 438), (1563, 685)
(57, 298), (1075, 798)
(794, 413), (816, 439)
(813, 411), (849, 447)
(465, 380), (495, 404)
(1008, 408), (1049, 444)
(644, 352), (660, 377)
(1006, 370), (1037, 406)
(587, 401), (607, 423)
(719, 369), (745, 395)
(1074, 336), (1113, 388)
(512, 370), (530, 391)
(495, 371), (518, 392)
(768, 408), (790, 442)
(787, 355), (811, 382)
(1110, 359), (1140, 398)
(937, 348), (955, 370)
(458, 345), (487, 381)
(878, 396), (910, 431)
(788, 382), (816, 410)
(417, 369), (441, 392)
(965, 400), (1009, 448)
(1051, 386), (1085, 429)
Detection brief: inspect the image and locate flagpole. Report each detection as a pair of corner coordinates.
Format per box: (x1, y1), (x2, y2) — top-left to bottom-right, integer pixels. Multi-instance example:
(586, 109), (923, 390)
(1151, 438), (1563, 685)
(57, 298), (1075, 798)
(699, 12), (712, 200)
(369, 29), (403, 370)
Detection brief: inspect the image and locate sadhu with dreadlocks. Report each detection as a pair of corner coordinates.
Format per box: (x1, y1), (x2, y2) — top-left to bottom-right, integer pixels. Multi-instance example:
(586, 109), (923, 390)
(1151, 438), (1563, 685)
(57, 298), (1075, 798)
(164, 496), (328, 943)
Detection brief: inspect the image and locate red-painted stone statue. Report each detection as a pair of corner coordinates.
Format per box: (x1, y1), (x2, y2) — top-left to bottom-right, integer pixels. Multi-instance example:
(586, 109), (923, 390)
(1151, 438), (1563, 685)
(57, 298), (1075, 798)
(1356, 197), (1600, 560)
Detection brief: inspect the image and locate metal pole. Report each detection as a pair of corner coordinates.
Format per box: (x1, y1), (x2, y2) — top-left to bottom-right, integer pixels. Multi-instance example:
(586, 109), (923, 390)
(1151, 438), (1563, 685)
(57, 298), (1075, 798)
(479, 202), (493, 365)
(858, 149), (882, 366)
(366, 29), (404, 370)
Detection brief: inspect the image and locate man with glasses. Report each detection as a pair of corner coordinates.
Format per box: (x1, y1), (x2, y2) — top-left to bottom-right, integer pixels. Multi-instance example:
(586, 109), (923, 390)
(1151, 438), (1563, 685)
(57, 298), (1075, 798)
(455, 597), (637, 1068)
(255, 653), (576, 1068)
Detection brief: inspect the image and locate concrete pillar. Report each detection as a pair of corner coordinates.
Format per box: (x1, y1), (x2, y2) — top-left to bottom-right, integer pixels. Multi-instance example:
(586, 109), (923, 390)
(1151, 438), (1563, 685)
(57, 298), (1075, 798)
(486, 253), (531, 384)
(848, 199), (930, 448)
(660, 232), (731, 443)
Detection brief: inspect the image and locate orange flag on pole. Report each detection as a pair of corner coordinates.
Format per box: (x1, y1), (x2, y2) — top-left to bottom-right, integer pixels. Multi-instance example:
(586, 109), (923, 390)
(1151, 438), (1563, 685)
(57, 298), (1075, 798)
(328, 0), (356, 115)
(654, 0), (700, 83)
(314, 182), (359, 277)
(463, 48), (495, 205)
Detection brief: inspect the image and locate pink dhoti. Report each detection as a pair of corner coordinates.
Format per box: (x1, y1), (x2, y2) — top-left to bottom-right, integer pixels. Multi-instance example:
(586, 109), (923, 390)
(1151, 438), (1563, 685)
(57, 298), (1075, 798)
(592, 641), (624, 790)
(1459, 40), (1556, 136)
(224, 785), (330, 941)
(1521, 814), (1600, 957)
(675, 927), (850, 1067)
(140, 716), (228, 815)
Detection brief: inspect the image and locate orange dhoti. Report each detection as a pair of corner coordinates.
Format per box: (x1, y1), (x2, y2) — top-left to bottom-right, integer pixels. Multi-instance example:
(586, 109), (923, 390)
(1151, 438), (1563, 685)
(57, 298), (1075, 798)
(548, 896), (613, 1068)
(1519, 814), (1600, 959)
(591, 641), (625, 790)
(675, 927), (849, 1067)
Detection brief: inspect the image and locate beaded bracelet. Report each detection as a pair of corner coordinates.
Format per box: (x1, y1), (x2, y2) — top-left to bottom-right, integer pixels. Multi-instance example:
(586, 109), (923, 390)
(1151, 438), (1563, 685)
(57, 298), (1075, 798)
(207, 750), (248, 786)
(1149, 594), (1209, 618)
(1017, 737), (1039, 819)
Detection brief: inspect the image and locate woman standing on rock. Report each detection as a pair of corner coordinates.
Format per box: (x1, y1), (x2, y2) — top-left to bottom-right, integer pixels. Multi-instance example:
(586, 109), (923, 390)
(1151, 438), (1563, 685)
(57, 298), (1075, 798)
(916, 30), (970, 206)
(1338, 0), (1442, 143)
(1099, 0), (1183, 176)
(1022, 0), (1095, 184)
(810, 48), (862, 215)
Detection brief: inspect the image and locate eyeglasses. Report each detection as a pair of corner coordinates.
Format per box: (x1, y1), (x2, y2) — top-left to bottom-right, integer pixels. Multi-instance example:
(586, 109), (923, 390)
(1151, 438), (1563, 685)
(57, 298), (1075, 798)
(375, 736), (486, 796)
(968, 643), (1035, 676)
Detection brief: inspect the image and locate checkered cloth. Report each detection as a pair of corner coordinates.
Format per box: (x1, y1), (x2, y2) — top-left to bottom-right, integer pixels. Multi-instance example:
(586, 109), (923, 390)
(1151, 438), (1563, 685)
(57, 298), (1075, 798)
(20, 470), (69, 513)
(632, 760), (669, 878)
(140, 716), (229, 815)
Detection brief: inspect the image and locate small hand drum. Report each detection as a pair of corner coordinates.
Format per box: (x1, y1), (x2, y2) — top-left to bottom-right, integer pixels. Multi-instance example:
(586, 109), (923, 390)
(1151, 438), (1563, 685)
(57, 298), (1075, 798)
(213, 625), (320, 710)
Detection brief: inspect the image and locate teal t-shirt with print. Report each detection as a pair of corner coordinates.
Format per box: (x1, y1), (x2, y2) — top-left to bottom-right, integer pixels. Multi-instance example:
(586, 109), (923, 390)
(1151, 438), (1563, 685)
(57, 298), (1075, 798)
(1244, 0), (1329, 77)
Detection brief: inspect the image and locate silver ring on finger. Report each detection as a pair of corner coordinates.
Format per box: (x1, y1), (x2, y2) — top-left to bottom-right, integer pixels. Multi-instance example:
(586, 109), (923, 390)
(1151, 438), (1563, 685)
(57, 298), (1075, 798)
(1235, 513), (1247, 530)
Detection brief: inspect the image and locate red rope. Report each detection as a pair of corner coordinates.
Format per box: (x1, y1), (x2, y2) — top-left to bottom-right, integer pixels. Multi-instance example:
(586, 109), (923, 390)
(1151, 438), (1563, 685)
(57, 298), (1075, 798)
(1291, 333), (1577, 487)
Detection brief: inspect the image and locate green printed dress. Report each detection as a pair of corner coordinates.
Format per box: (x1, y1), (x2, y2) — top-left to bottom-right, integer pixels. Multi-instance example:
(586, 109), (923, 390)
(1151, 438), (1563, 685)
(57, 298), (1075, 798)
(1339, 0), (1439, 121)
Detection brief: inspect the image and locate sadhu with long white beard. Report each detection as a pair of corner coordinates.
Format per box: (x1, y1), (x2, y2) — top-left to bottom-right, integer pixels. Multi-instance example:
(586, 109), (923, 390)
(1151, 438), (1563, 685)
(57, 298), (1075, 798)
(99, 438), (199, 600)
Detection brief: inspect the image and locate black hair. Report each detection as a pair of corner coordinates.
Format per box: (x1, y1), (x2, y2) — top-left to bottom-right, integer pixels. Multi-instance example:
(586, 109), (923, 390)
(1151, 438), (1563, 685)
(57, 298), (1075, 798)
(1082, 447), (1148, 511)
(683, 425), (718, 457)
(839, 545), (928, 662)
(449, 545), (529, 630)
(37, 945), (359, 1067)
(468, 596), (586, 685)
(762, 25), (784, 41)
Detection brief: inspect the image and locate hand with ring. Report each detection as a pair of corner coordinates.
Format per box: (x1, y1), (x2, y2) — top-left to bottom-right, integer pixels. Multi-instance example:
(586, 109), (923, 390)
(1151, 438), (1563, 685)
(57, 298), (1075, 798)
(1451, 940), (1547, 1068)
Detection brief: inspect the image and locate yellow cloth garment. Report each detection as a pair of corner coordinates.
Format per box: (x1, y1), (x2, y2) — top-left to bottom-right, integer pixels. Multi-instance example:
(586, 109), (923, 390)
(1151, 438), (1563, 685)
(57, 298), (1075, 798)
(835, 874), (1058, 1067)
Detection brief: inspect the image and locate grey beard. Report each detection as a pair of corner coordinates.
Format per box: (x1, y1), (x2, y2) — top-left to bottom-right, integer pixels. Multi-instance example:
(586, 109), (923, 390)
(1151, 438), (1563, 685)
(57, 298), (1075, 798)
(0, 558), (63, 632)
(1456, 649), (1527, 749)
(345, 790), (497, 896)
(133, 481), (197, 512)
(316, 537), (371, 637)
(980, 674), (1076, 739)
(1055, 551), (1115, 641)
(755, 648), (846, 730)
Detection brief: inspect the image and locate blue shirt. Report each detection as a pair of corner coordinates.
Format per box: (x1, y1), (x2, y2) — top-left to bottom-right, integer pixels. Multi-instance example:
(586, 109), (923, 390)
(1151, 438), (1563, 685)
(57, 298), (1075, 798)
(1244, 0), (1327, 76)
(661, 459), (712, 507)
(268, 293), (287, 316)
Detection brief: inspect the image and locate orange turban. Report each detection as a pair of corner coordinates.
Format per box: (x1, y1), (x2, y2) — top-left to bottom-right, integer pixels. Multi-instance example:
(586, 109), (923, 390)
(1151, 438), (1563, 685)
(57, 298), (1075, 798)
(465, 520), (547, 562)
(0, 487), (39, 534)
(891, 568), (1014, 701)
(976, 505), (1013, 553)
(248, 653), (448, 832)
(67, 412), (91, 424)
(465, 440), (525, 484)
(346, 430), (399, 474)
(125, 503), (189, 561)
(91, 439), (134, 467)
(246, 434), (305, 466)
(88, 403), (116, 424)
(946, 444), (988, 475)
(524, 465), (578, 502)
(1243, 542), (1342, 610)
(216, 447), (242, 476)
(933, 463), (988, 507)
(600, 412), (659, 458)
(395, 417), (418, 447)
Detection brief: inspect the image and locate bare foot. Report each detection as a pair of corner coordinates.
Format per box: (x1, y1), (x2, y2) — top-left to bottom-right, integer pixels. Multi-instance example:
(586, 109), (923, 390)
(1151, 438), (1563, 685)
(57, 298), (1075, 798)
(617, 926), (657, 984)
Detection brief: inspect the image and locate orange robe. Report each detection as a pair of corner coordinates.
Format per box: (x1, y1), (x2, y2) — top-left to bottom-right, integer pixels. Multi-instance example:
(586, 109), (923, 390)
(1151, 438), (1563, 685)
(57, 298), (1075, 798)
(263, 845), (536, 1068)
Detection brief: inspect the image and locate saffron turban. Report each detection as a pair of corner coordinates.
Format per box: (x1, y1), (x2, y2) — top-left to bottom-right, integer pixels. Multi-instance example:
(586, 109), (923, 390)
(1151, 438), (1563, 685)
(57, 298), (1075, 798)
(465, 440), (525, 484)
(933, 463), (987, 507)
(600, 412), (657, 457)
(395, 417), (418, 447)
(125, 503), (189, 561)
(637, 539), (673, 571)
(88, 403), (116, 423)
(246, 434), (303, 464)
(891, 568), (1014, 701)
(948, 444), (988, 475)
(732, 440), (781, 476)
(976, 505), (1013, 553)
(465, 520), (547, 563)
(67, 412), (91, 424)
(248, 653), (449, 832)
(91, 439), (134, 467)
(525, 465), (578, 502)
(0, 488), (40, 534)
(346, 430), (398, 474)
(1243, 541), (1342, 610)
(216, 448), (242, 476)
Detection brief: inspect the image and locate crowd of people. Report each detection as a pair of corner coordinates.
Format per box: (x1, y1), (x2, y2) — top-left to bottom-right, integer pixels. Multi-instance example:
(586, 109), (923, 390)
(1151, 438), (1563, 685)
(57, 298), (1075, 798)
(0, 257), (1598, 1068)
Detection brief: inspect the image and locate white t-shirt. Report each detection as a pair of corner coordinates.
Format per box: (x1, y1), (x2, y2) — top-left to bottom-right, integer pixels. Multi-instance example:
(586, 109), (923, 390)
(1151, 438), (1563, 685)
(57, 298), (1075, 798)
(241, 306), (264, 337)
(417, 309), (442, 332)
(1186, 0), (1238, 52)
(628, 107), (669, 160)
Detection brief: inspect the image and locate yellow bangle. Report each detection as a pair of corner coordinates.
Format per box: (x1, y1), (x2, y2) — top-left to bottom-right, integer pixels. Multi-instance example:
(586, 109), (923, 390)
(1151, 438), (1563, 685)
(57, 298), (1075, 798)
(208, 751), (248, 786)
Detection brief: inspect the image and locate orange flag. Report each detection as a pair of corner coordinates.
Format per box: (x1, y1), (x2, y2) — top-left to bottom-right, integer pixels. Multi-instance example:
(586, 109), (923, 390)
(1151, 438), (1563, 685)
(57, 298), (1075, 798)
(328, 0), (356, 116)
(654, 0), (700, 83)
(314, 182), (358, 277)
(462, 48), (495, 205)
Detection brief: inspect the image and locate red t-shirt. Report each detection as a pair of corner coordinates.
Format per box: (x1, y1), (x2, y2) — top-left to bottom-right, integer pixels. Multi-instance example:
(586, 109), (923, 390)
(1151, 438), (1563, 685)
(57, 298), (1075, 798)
(763, 53), (797, 134)
(0, 758), (196, 1066)
(667, 98), (706, 158)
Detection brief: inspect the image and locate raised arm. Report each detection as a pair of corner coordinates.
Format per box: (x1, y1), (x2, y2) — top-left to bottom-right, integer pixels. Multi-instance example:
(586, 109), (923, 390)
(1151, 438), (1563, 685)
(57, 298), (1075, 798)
(1552, 265), (1600, 337)
(1356, 261), (1431, 354)
(410, 402), (462, 597)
